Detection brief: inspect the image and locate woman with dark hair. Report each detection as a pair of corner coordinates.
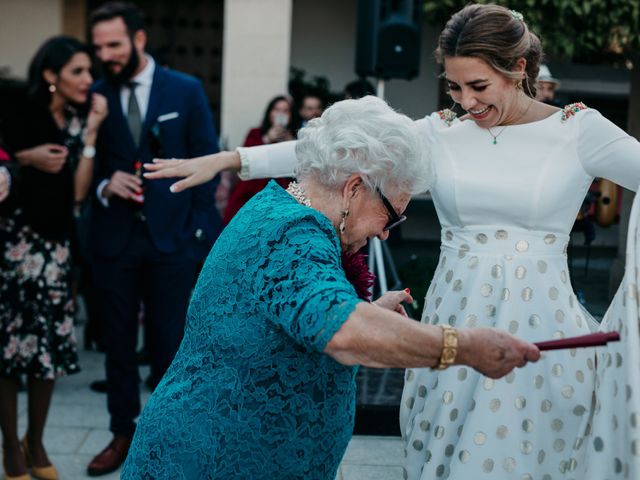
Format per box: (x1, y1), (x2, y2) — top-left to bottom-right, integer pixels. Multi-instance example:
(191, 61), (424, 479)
(143, 4), (640, 479)
(0, 35), (107, 480)
(221, 95), (294, 223)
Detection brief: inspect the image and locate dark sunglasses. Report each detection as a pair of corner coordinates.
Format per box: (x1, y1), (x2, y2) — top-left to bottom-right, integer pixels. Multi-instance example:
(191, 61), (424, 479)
(376, 188), (407, 231)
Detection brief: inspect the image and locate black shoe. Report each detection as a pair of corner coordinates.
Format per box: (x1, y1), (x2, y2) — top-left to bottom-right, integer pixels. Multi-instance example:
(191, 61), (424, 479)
(90, 379), (108, 393)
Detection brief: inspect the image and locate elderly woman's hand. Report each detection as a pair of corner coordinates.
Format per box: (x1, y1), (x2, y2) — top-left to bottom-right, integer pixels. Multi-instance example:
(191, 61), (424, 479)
(456, 328), (540, 379)
(143, 151), (241, 193)
(373, 289), (413, 317)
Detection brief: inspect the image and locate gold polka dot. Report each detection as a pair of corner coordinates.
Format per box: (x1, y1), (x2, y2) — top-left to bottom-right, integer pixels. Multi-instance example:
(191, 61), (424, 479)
(552, 363), (564, 377)
(491, 265), (503, 279)
(485, 305), (496, 317)
(537, 260), (548, 273)
(418, 385), (427, 397)
(445, 270), (453, 283)
(467, 256), (479, 269)
(544, 234), (556, 244)
(576, 370), (585, 383)
(528, 315), (541, 328)
(503, 457), (516, 472)
(505, 372), (516, 384)
(484, 378), (494, 390)
(406, 397), (415, 409)
(631, 412), (640, 428)
(552, 330), (565, 339)
(474, 432), (487, 445)
(406, 370), (414, 382)
(443, 390), (454, 404)
(453, 279), (463, 291)
(459, 450), (470, 463)
(458, 244), (470, 258)
(435, 425), (445, 439)
(522, 419), (533, 433)
(501, 288), (511, 301)
(457, 424), (464, 437)
(541, 400), (552, 413)
(481, 284), (493, 297)
(445, 230), (453, 241)
(508, 320), (519, 334)
(516, 266), (527, 280)
(489, 398), (501, 412)
(555, 309), (565, 323)
(554, 439), (565, 452)
(542, 475), (552, 480)
(465, 314), (477, 327)
(594, 436), (604, 452)
(448, 315), (456, 326)
(537, 449), (546, 464)
(522, 475), (533, 480)
(476, 233), (488, 244)
(420, 420), (431, 431)
(449, 408), (459, 422)
(469, 399), (476, 412)
(435, 297), (442, 308)
(482, 459), (494, 473)
(425, 450), (432, 462)
(616, 353), (623, 368)
(460, 297), (468, 310)
(587, 358), (594, 370)
(549, 287), (559, 300)
(522, 287), (533, 301)
(435, 464), (445, 476)
(562, 385), (575, 399)
(504, 254), (513, 261)
(534, 375), (544, 389)
(413, 439), (424, 451)
(574, 437), (583, 450)
(496, 425), (508, 439)
(495, 229), (508, 240)
(445, 444), (455, 457)
(457, 368), (468, 381)
(402, 468), (408, 480)
(560, 270), (568, 283)
(552, 419), (563, 431)
(516, 240), (529, 252)
(632, 440), (640, 456)
(614, 458), (623, 473)
(515, 396), (526, 409)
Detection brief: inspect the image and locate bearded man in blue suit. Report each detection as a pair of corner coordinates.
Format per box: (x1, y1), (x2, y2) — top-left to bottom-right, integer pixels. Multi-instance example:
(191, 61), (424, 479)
(86, 2), (222, 475)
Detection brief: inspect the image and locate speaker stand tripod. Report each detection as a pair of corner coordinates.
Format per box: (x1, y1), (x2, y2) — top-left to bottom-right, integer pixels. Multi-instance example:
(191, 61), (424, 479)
(368, 78), (402, 296)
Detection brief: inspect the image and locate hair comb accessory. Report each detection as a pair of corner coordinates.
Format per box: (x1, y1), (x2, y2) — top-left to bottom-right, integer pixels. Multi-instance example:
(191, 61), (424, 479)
(510, 10), (524, 21)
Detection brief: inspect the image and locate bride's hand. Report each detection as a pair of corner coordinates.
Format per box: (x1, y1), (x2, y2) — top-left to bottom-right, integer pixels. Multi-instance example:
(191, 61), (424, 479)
(143, 151), (241, 193)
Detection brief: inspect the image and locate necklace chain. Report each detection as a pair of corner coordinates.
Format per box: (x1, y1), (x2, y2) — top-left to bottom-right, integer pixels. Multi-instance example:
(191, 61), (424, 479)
(286, 181), (312, 207)
(487, 97), (534, 145)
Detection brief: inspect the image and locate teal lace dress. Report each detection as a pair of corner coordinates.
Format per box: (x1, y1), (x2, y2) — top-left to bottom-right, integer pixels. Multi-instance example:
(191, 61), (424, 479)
(122, 181), (362, 479)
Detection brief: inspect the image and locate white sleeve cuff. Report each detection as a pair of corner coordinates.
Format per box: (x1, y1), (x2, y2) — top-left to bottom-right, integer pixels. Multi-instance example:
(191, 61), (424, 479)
(97, 179), (110, 207)
(236, 141), (297, 180)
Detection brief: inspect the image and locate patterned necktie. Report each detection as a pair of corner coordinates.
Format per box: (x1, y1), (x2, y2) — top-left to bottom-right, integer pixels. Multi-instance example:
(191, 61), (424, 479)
(127, 81), (142, 146)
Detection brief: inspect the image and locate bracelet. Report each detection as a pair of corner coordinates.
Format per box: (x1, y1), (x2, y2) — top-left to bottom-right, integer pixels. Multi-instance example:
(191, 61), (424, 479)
(436, 325), (458, 370)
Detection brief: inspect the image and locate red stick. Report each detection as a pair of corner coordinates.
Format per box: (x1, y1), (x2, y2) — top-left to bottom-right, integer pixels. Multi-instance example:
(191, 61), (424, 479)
(534, 332), (620, 351)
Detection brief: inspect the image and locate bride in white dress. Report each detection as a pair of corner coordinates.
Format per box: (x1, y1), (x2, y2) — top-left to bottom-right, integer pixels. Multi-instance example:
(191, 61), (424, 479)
(143, 5), (640, 479)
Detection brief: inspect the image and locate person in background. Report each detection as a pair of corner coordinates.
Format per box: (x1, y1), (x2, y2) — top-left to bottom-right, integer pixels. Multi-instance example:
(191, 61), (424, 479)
(86, 2), (221, 475)
(1, 35), (107, 480)
(296, 92), (324, 130)
(222, 95), (295, 223)
(535, 64), (561, 106)
(343, 78), (375, 99)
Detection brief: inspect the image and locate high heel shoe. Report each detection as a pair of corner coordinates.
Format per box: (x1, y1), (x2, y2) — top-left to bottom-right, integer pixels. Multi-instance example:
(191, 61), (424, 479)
(2, 447), (31, 480)
(19, 439), (57, 480)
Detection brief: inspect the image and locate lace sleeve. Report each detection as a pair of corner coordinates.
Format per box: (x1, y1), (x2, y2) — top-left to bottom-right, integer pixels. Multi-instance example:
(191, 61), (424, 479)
(257, 215), (362, 352)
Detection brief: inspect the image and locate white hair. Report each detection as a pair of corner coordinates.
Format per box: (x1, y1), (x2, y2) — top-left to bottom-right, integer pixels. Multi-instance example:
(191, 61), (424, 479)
(294, 95), (433, 196)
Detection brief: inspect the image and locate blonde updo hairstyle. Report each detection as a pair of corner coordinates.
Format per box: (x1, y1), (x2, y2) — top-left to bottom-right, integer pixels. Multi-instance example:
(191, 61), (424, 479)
(435, 3), (543, 98)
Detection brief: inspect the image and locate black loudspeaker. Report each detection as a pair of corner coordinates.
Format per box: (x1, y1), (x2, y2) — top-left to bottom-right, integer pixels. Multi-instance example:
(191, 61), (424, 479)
(355, 0), (423, 80)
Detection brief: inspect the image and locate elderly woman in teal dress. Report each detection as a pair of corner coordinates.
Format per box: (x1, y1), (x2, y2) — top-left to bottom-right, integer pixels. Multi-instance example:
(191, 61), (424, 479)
(121, 96), (539, 479)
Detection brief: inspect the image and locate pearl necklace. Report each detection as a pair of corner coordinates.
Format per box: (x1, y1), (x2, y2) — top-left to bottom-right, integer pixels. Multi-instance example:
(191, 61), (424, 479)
(286, 181), (311, 207)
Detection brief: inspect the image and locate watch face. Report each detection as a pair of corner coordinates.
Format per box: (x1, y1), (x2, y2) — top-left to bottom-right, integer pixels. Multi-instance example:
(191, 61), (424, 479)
(82, 145), (96, 158)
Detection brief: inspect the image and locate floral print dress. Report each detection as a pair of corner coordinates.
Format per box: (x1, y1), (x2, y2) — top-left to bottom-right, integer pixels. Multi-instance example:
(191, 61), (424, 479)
(0, 105), (85, 379)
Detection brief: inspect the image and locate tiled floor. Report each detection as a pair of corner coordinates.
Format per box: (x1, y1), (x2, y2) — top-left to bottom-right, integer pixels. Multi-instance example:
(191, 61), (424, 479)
(2, 328), (404, 480)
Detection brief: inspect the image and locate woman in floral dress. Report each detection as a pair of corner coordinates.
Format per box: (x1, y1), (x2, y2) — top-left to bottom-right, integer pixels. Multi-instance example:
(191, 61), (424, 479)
(0, 36), (107, 479)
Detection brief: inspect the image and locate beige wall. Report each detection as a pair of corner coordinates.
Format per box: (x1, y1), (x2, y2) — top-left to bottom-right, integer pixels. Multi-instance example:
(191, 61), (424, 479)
(289, 0), (440, 120)
(0, 0), (64, 79)
(221, 0), (293, 149)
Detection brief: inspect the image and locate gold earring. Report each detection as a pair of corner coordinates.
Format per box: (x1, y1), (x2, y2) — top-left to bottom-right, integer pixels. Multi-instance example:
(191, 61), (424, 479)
(48, 84), (56, 93)
(339, 210), (349, 234)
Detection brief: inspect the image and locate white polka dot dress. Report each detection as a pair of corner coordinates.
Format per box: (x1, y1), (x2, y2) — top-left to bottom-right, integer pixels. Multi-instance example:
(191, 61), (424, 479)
(401, 106), (640, 479)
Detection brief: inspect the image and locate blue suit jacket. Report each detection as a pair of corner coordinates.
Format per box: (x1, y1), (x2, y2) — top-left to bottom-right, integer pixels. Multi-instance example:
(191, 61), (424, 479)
(91, 66), (221, 260)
